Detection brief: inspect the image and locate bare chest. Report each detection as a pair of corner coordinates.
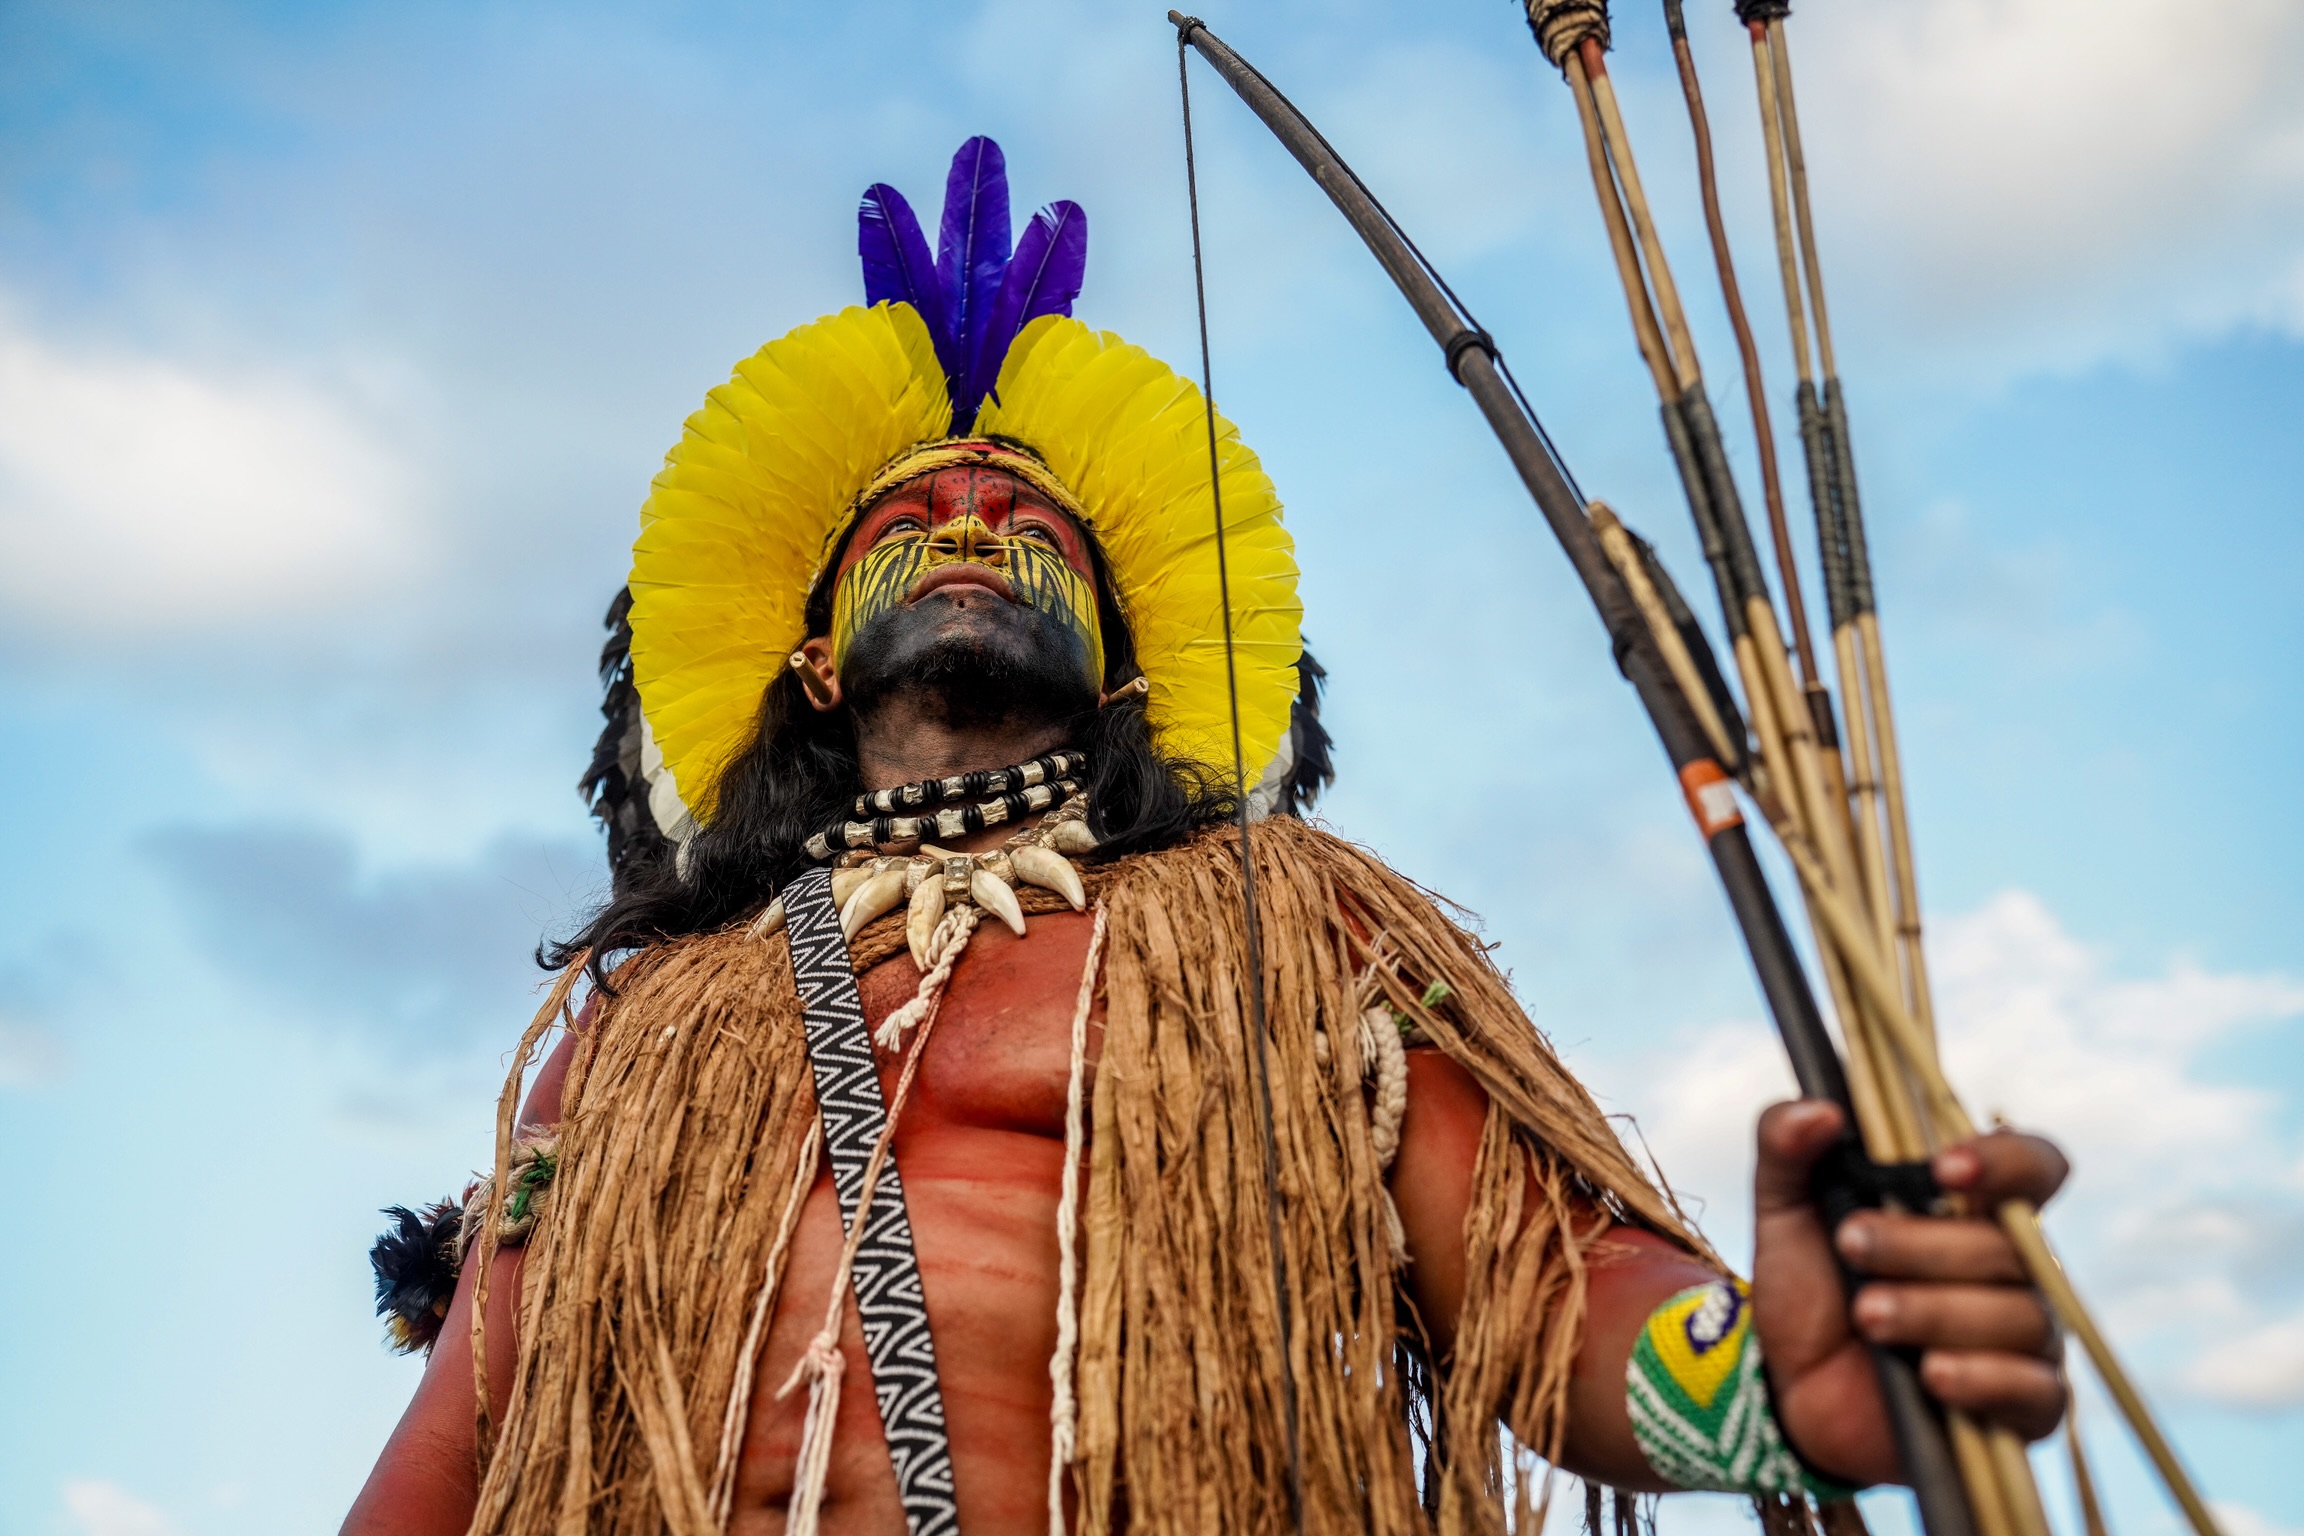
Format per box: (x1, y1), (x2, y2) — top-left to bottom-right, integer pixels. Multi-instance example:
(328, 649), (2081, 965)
(854, 908), (1105, 1143)
(730, 911), (1106, 1531)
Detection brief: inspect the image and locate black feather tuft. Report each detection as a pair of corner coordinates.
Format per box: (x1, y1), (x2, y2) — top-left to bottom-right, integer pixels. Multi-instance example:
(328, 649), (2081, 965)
(370, 1200), (465, 1355)
(1278, 647), (1336, 816)
(579, 587), (676, 893)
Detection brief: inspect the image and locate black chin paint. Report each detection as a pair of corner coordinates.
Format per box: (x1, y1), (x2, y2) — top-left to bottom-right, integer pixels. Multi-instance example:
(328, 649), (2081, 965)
(839, 586), (1099, 732)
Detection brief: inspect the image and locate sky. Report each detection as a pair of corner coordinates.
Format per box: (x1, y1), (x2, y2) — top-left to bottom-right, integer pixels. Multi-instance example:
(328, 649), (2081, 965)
(0, 1), (2299, 1533)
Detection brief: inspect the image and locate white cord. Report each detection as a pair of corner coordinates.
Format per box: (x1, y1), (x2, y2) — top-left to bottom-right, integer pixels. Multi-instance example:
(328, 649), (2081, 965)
(1047, 902), (1108, 1534)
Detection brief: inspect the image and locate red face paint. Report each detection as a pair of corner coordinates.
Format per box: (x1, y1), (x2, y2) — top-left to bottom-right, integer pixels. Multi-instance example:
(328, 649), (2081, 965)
(830, 462), (1105, 684)
(841, 466), (1097, 589)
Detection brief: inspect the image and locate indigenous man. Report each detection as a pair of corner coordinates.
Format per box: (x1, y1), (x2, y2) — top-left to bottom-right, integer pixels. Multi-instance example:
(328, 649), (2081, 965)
(346, 139), (2069, 1536)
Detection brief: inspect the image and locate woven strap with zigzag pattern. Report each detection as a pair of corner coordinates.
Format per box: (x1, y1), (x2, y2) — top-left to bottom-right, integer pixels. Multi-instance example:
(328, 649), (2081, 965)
(784, 866), (961, 1536)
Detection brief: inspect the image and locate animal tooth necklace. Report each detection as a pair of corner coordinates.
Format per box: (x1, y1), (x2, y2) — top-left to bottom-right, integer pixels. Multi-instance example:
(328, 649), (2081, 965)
(757, 760), (1099, 989)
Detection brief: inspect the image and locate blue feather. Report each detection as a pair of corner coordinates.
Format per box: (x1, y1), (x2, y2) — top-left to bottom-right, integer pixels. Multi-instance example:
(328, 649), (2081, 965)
(967, 200), (1087, 416)
(859, 182), (950, 356)
(935, 137), (1012, 412)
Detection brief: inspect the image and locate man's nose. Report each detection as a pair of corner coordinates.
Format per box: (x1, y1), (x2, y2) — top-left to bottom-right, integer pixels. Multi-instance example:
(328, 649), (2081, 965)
(924, 512), (1005, 566)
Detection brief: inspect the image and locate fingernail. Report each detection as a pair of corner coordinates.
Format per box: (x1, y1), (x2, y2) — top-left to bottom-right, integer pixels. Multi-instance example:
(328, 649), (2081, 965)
(1853, 1289), (1896, 1334)
(1836, 1221), (1876, 1265)
(1935, 1146), (1981, 1188)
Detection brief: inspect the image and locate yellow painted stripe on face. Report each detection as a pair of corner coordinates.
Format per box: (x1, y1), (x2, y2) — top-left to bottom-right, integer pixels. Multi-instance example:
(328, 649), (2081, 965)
(831, 532), (1104, 687)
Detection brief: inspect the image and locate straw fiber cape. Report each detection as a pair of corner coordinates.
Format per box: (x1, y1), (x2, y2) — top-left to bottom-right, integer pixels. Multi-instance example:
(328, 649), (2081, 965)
(468, 818), (1701, 1536)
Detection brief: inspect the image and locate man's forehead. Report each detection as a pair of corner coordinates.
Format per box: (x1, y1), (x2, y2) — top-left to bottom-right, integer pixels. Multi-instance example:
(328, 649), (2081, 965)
(837, 458), (1099, 585)
(868, 463), (1066, 519)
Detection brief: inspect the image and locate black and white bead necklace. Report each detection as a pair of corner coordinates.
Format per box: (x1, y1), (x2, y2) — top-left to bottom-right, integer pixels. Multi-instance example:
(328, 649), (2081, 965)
(851, 749), (1085, 818)
(804, 762), (1085, 862)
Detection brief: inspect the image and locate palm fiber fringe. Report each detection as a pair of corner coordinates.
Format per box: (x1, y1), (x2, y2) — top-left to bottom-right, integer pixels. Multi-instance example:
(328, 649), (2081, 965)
(469, 817), (1702, 1535)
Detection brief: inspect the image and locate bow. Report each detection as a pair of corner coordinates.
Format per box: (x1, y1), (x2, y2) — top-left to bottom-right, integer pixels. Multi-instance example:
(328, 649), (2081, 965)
(1170, 12), (2222, 1536)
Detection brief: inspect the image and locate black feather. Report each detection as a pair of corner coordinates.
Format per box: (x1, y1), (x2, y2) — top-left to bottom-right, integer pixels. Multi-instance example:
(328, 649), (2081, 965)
(1278, 647), (1336, 816)
(370, 1200), (465, 1355)
(579, 587), (676, 892)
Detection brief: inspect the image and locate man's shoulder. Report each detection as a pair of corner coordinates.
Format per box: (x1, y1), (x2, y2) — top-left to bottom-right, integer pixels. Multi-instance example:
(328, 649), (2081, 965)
(1110, 815), (1450, 917)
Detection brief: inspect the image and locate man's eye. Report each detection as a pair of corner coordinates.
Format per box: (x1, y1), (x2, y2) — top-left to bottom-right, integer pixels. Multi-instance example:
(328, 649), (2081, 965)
(875, 517), (926, 541)
(1012, 522), (1062, 547)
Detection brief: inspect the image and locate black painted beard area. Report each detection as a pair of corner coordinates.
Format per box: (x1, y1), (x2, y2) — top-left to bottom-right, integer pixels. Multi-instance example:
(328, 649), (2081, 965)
(838, 587), (1099, 733)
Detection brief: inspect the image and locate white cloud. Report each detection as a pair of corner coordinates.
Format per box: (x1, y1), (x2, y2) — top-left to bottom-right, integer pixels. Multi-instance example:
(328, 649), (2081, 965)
(2216, 1502), (2304, 1536)
(62, 1480), (176, 1536)
(1777, 0), (2304, 368)
(1591, 1002), (1794, 1245)
(1586, 888), (2304, 1408)
(1932, 891), (2304, 1192)
(0, 1016), (66, 1088)
(0, 309), (421, 633)
(2188, 1308), (2304, 1409)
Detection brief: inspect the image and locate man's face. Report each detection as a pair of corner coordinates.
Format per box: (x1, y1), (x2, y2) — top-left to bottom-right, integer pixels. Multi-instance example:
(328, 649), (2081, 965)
(827, 463), (1105, 724)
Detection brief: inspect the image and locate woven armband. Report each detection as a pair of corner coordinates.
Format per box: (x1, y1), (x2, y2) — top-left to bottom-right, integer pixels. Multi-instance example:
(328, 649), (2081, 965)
(454, 1131), (561, 1259)
(1625, 1278), (1852, 1499)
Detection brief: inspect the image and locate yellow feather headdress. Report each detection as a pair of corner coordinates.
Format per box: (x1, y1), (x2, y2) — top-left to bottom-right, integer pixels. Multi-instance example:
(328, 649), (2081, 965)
(627, 192), (1301, 825)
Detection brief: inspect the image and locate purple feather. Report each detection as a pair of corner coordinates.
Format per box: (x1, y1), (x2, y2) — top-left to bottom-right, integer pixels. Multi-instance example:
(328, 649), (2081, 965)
(854, 137), (1093, 428)
(935, 137), (1012, 405)
(965, 200), (1087, 418)
(859, 183), (951, 357)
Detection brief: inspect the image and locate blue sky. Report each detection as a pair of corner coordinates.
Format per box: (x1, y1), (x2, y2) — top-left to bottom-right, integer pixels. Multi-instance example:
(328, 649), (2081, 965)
(1, 3), (2299, 1534)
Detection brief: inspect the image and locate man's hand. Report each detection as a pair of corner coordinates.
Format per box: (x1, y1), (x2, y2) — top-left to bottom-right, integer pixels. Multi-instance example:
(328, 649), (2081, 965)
(1749, 1100), (2070, 1487)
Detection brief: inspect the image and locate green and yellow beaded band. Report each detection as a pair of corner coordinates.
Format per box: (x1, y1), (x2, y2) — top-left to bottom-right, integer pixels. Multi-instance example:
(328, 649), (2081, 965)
(1626, 1278), (1852, 1499)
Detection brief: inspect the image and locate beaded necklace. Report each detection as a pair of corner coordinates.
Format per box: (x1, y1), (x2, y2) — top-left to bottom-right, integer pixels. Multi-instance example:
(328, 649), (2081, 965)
(803, 773), (1082, 862)
(851, 749), (1085, 818)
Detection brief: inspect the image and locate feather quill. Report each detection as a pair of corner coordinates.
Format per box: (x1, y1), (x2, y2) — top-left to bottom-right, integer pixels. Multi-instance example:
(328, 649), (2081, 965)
(967, 200), (1086, 420)
(859, 183), (950, 356)
(934, 136), (1012, 416)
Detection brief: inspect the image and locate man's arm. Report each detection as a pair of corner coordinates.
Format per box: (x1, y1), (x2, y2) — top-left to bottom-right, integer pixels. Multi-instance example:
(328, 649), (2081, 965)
(1391, 1049), (1719, 1489)
(340, 1244), (527, 1535)
(340, 1029), (580, 1535)
(1391, 1051), (2067, 1491)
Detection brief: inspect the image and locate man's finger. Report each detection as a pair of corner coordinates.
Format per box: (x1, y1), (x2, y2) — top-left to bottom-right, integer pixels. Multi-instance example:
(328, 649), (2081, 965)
(1750, 1099), (1859, 1378)
(1918, 1351), (2068, 1442)
(1836, 1212), (2027, 1283)
(1932, 1130), (2068, 1208)
(1754, 1100), (1845, 1213)
(1850, 1282), (2056, 1357)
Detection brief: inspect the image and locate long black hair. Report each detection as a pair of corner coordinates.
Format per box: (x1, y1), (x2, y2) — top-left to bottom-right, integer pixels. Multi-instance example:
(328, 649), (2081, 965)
(551, 518), (1332, 985)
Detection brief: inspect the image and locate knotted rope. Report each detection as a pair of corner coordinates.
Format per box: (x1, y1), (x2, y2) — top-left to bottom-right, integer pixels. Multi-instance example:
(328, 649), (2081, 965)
(1360, 1005), (1409, 1170)
(877, 905), (983, 1049)
(1351, 949), (1414, 1264)
(1047, 902), (1109, 1533)
(1526, 0), (1610, 68)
